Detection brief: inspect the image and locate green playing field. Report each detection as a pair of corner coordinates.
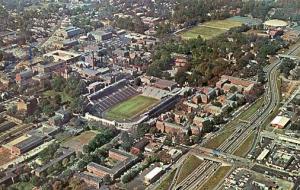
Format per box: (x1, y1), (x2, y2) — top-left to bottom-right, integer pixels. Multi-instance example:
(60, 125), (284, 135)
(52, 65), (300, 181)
(105, 95), (159, 121)
(180, 19), (242, 40)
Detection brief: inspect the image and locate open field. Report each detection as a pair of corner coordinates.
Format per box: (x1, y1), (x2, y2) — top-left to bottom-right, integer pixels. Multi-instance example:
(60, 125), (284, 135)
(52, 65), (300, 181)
(233, 133), (255, 157)
(198, 166), (232, 190)
(155, 169), (177, 190)
(62, 130), (98, 151)
(105, 95), (159, 121)
(180, 19), (242, 40)
(203, 20), (242, 29)
(176, 155), (203, 185)
(180, 26), (225, 40)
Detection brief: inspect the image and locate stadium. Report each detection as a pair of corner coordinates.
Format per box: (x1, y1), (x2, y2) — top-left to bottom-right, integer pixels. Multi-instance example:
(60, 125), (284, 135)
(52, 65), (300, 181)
(87, 79), (179, 125)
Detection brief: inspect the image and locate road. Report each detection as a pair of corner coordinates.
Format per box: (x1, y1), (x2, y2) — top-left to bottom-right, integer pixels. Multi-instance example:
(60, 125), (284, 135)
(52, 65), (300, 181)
(173, 44), (300, 190)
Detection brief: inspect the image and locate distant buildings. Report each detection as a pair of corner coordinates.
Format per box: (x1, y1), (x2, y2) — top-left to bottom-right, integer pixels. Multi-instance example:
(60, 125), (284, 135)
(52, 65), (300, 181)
(43, 50), (81, 63)
(58, 26), (81, 38)
(15, 70), (33, 85)
(88, 30), (113, 42)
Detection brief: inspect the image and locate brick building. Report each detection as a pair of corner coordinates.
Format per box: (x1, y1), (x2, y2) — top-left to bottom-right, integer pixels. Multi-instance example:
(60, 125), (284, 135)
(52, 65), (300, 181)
(17, 97), (38, 115)
(8, 135), (45, 156)
(156, 121), (187, 135)
(87, 149), (138, 180)
(130, 138), (149, 155)
(216, 75), (259, 95)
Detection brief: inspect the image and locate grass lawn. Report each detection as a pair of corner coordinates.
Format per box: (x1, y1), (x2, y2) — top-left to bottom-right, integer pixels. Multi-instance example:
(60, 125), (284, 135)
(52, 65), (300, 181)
(203, 19), (242, 29)
(62, 130), (98, 152)
(176, 155), (203, 185)
(43, 90), (73, 103)
(204, 128), (236, 149)
(155, 169), (177, 190)
(233, 133), (255, 157)
(198, 166), (232, 190)
(10, 182), (34, 190)
(181, 26), (225, 40)
(239, 98), (264, 121)
(180, 19), (242, 40)
(105, 95), (159, 121)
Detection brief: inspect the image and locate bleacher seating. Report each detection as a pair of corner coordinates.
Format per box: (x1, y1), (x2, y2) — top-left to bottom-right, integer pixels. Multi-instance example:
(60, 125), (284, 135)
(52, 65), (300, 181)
(142, 86), (169, 100)
(89, 81), (139, 114)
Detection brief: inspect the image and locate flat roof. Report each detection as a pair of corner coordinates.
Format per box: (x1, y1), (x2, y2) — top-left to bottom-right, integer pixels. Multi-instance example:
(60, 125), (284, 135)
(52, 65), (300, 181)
(74, 172), (102, 183)
(5, 135), (29, 148)
(145, 167), (163, 180)
(264, 19), (288, 27)
(14, 135), (44, 150)
(44, 50), (80, 62)
(271, 116), (290, 127)
(257, 149), (270, 161)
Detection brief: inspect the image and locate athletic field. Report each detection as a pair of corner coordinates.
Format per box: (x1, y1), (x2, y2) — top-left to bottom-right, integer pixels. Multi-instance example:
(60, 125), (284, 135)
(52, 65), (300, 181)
(105, 95), (159, 121)
(180, 19), (242, 40)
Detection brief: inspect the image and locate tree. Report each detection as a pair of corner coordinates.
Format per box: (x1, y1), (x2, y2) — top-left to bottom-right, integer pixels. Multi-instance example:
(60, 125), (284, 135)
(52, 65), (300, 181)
(51, 75), (65, 92)
(134, 77), (142, 86)
(279, 58), (296, 77)
(53, 162), (62, 171)
(164, 134), (173, 146)
(120, 131), (134, 151)
(69, 96), (86, 114)
(133, 123), (150, 138)
(70, 155), (76, 162)
(52, 180), (63, 190)
(62, 158), (69, 167)
(82, 145), (90, 154)
(211, 101), (222, 107)
(257, 69), (265, 83)
(202, 124), (214, 133)
(77, 160), (87, 171)
(103, 175), (111, 185)
(19, 173), (29, 182)
(175, 68), (188, 86)
(229, 86), (238, 93)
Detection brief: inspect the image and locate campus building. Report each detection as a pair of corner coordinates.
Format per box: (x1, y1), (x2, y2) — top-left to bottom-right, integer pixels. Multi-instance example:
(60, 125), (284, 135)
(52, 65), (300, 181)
(87, 149), (138, 180)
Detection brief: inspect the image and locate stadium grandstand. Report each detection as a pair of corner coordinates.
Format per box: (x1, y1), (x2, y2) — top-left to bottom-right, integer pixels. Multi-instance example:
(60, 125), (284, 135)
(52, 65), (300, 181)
(87, 79), (140, 115)
(142, 86), (170, 100)
(145, 95), (180, 117)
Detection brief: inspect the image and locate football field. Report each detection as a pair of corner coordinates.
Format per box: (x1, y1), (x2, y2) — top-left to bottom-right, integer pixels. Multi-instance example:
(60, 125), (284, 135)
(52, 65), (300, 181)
(180, 19), (242, 40)
(105, 95), (159, 121)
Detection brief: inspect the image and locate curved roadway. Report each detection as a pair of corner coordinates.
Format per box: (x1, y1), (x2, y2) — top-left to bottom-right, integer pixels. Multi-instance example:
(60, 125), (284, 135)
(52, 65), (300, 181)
(174, 44), (300, 190)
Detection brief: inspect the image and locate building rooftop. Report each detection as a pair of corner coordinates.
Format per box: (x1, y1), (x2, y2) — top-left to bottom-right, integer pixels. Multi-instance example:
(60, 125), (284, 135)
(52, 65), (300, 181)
(144, 167), (163, 180)
(14, 135), (44, 150)
(44, 50), (80, 62)
(271, 116), (290, 127)
(264, 19), (288, 27)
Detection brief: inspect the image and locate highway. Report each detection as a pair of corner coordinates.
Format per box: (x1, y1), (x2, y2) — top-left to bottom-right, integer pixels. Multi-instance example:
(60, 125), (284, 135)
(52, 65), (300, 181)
(173, 44), (300, 190)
